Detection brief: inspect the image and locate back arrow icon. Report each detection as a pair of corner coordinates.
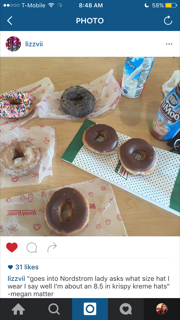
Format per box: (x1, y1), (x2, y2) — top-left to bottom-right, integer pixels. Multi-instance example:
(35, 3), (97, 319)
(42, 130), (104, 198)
(47, 243), (57, 252)
(7, 16), (12, 25)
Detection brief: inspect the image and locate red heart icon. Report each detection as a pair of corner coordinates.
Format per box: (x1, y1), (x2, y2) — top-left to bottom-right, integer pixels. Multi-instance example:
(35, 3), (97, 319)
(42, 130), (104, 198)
(33, 224), (41, 231)
(6, 242), (18, 253)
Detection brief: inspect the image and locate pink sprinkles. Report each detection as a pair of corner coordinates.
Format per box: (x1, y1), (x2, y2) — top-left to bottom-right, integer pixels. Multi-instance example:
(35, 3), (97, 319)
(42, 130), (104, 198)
(0, 90), (33, 118)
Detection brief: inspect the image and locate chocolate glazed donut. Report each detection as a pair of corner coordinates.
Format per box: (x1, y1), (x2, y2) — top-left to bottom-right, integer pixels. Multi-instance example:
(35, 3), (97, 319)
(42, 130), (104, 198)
(60, 86), (95, 117)
(118, 138), (157, 175)
(82, 124), (119, 155)
(45, 188), (90, 236)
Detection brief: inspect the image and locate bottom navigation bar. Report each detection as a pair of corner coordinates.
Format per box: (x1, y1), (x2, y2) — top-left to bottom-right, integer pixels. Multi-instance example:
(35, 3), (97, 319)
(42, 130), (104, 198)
(0, 298), (179, 319)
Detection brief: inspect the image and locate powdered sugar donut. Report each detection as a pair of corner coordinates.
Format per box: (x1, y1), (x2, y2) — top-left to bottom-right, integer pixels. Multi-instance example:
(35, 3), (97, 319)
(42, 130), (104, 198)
(0, 90), (34, 119)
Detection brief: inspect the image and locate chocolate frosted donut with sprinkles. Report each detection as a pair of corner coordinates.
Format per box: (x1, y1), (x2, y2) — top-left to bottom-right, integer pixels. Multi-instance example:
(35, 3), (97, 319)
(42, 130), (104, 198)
(0, 89), (34, 119)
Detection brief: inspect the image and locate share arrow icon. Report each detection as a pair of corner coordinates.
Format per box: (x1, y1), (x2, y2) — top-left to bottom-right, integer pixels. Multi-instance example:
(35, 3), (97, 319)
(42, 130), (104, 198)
(47, 243), (57, 252)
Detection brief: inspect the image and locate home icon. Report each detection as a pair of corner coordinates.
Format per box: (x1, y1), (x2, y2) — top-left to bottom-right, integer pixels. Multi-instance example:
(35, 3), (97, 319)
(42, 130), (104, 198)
(12, 303), (25, 315)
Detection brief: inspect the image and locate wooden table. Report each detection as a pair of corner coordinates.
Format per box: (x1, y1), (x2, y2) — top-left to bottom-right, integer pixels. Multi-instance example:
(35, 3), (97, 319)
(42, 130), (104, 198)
(1, 57), (180, 236)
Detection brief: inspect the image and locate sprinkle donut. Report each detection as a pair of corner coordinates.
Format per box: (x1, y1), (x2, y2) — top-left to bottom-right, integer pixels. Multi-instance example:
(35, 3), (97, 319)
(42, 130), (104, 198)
(0, 90), (34, 119)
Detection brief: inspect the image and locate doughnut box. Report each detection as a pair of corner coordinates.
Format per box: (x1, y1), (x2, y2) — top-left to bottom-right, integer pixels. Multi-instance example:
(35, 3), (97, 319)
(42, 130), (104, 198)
(61, 119), (180, 217)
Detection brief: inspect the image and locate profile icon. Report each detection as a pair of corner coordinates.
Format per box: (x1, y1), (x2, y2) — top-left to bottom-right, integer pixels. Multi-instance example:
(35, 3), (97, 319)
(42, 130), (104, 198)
(156, 303), (168, 315)
(6, 36), (21, 52)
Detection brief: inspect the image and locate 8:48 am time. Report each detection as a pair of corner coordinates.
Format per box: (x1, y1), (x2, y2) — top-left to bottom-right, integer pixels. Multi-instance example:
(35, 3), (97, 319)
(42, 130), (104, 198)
(79, 3), (103, 8)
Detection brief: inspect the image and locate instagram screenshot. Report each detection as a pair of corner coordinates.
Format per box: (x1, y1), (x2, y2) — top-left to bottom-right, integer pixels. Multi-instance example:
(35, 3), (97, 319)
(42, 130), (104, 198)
(0, 0), (180, 319)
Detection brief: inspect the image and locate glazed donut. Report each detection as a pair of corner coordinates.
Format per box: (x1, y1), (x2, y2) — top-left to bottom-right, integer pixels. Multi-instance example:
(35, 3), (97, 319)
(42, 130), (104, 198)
(118, 138), (157, 175)
(45, 188), (90, 236)
(0, 90), (34, 119)
(61, 85), (95, 117)
(0, 141), (40, 177)
(82, 124), (118, 155)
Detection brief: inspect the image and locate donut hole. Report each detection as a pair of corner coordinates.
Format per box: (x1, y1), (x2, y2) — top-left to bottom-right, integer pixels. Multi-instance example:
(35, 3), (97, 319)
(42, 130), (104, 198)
(13, 148), (25, 160)
(70, 94), (83, 105)
(9, 99), (21, 105)
(95, 130), (107, 142)
(133, 151), (146, 161)
(61, 201), (73, 222)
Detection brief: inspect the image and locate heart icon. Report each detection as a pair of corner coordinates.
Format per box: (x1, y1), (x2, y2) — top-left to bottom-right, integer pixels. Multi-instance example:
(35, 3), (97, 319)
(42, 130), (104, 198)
(123, 307), (128, 312)
(8, 265), (13, 269)
(6, 242), (18, 253)
(33, 224), (41, 231)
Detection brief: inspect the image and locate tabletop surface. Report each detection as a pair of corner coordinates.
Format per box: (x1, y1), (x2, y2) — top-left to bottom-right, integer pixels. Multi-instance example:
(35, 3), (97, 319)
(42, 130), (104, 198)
(0, 57), (180, 236)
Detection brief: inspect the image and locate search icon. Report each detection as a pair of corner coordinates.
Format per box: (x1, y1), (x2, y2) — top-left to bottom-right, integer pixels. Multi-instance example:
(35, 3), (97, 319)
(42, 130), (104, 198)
(48, 303), (60, 315)
(26, 242), (37, 253)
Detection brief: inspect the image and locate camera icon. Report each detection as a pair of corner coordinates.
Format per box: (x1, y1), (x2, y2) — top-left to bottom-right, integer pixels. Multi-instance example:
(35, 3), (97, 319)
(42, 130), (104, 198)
(84, 303), (97, 315)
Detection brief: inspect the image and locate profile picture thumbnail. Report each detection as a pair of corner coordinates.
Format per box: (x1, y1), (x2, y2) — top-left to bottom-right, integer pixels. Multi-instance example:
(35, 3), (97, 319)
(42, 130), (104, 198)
(6, 36), (21, 52)
(156, 303), (168, 315)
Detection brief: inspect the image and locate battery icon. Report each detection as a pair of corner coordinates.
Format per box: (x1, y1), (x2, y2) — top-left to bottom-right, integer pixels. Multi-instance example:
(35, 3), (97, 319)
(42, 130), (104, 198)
(165, 3), (177, 7)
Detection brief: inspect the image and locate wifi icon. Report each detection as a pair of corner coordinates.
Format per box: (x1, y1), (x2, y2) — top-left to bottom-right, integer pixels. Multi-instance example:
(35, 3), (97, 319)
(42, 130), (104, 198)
(48, 3), (54, 7)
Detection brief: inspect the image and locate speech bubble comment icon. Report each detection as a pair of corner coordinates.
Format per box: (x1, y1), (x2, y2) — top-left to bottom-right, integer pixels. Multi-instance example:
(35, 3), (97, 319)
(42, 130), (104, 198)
(26, 242), (37, 253)
(119, 303), (132, 315)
